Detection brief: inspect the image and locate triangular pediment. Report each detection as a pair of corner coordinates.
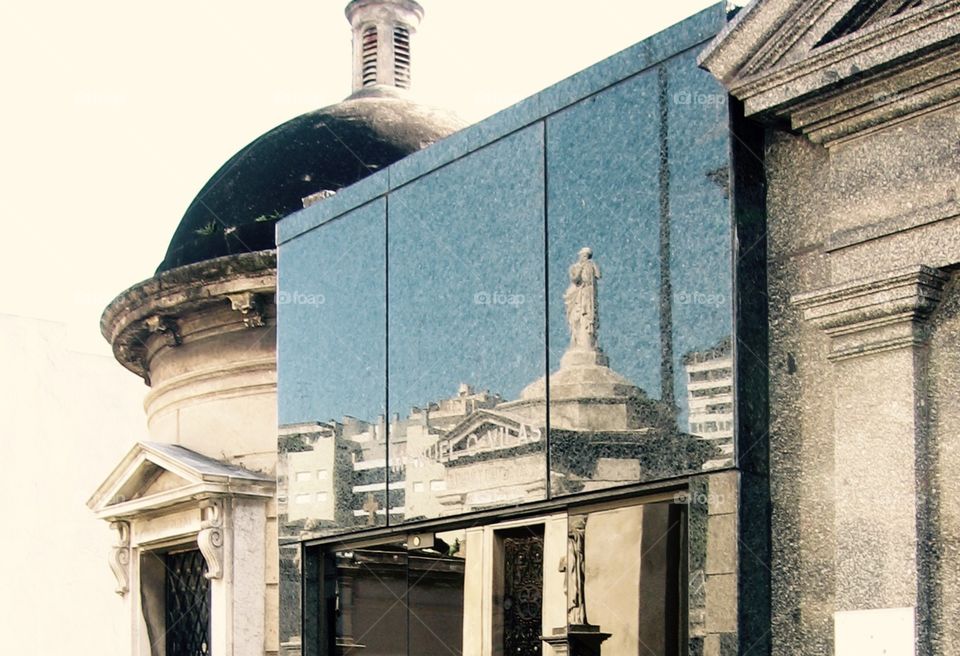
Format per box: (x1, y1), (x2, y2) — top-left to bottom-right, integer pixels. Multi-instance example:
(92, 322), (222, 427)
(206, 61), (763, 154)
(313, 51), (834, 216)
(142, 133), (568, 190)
(109, 460), (191, 506)
(426, 410), (543, 463)
(139, 468), (193, 498)
(700, 0), (960, 144)
(88, 442), (274, 520)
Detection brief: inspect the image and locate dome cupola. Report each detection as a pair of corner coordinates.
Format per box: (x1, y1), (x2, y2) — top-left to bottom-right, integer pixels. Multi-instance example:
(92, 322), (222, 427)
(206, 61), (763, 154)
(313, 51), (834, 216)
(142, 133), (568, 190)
(154, 0), (462, 274)
(345, 0), (424, 94)
(105, 0), (463, 391)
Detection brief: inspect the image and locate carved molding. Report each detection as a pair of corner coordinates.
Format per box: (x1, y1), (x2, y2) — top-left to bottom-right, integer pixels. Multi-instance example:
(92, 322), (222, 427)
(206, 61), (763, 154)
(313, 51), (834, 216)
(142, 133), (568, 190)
(108, 521), (131, 596)
(227, 291), (265, 328)
(302, 188), (336, 209)
(102, 250), (276, 381)
(792, 265), (947, 360)
(145, 315), (181, 347)
(116, 344), (150, 386)
(699, 0), (960, 146)
(197, 499), (224, 580)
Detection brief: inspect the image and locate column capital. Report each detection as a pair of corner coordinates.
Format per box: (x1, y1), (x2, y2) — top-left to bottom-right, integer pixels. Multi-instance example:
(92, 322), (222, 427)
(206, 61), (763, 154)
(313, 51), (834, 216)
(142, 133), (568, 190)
(792, 265), (947, 361)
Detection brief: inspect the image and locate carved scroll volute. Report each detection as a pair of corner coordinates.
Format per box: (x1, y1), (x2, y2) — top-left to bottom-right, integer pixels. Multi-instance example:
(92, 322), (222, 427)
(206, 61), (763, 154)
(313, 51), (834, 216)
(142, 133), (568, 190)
(197, 499), (224, 580)
(108, 521), (131, 596)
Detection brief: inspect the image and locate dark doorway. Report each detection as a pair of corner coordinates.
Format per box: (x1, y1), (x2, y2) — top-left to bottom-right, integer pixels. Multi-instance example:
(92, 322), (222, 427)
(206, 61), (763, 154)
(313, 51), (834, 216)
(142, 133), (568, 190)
(164, 548), (211, 656)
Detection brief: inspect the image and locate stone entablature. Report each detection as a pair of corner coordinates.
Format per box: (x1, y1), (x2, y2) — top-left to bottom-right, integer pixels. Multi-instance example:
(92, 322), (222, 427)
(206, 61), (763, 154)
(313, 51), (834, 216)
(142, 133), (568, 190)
(700, 0), (960, 145)
(88, 441), (274, 530)
(101, 249), (276, 383)
(792, 264), (947, 359)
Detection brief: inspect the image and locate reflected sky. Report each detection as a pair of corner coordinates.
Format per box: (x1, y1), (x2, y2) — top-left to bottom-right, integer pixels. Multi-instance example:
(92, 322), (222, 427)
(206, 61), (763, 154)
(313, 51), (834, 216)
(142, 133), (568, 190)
(277, 38), (735, 523)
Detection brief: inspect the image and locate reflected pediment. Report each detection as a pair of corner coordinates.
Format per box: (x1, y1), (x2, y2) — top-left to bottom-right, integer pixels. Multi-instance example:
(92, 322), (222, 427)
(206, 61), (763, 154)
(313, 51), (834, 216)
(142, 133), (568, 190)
(88, 442), (274, 520)
(431, 410), (543, 464)
(700, 0), (960, 144)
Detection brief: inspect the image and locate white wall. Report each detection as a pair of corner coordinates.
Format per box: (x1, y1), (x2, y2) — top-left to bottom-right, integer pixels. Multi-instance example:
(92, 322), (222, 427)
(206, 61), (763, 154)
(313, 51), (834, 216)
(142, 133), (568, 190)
(0, 313), (146, 655)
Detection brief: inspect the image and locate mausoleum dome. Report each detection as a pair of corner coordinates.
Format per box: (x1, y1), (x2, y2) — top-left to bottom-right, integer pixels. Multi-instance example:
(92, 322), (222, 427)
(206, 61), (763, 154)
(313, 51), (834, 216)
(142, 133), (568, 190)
(157, 87), (463, 273)
(104, 0), (461, 387)
(156, 0), (463, 273)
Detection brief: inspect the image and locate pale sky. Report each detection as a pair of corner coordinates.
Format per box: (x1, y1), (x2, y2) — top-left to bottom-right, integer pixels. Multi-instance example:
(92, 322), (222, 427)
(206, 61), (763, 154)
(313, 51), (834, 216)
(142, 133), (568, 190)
(1, 0), (727, 355)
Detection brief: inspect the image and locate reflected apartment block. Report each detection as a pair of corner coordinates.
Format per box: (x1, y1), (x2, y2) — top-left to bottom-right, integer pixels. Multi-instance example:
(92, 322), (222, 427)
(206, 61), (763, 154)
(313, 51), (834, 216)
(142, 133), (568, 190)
(281, 369), (711, 532)
(281, 384), (505, 529)
(683, 336), (733, 468)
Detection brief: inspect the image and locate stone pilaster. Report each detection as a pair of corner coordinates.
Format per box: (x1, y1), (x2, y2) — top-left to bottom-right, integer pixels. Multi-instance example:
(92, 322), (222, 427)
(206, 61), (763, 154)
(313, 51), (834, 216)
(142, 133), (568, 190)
(793, 265), (946, 651)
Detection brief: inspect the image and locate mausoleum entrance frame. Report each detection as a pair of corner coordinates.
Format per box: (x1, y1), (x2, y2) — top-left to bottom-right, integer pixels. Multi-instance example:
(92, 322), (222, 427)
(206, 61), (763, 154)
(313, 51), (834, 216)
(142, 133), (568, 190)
(303, 479), (685, 550)
(301, 481), (699, 656)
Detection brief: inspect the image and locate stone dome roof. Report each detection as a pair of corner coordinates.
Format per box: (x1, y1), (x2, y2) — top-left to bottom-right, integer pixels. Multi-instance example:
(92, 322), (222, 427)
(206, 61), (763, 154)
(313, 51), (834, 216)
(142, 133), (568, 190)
(156, 88), (464, 273)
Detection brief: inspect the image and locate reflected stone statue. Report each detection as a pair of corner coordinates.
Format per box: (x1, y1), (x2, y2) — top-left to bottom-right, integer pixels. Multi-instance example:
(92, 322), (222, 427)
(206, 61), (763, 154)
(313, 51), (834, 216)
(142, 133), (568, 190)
(567, 514), (588, 626)
(544, 513), (610, 656)
(564, 248), (601, 351)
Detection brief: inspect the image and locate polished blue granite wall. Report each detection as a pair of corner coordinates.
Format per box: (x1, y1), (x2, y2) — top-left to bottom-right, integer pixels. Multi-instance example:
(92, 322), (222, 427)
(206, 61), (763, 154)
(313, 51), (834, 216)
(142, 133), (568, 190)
(277, 2), (733, 536)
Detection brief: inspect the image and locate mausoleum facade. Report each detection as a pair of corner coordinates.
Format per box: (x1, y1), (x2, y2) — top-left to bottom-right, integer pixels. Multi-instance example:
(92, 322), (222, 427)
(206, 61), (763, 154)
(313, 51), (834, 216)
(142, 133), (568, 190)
(90, 0), (960, 655)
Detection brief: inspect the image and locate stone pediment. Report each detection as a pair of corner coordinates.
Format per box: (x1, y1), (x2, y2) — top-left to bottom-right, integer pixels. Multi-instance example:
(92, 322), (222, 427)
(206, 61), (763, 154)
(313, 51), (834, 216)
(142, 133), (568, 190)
(429, 410), (543, 463)
(699, 0), (960, 145)
(88, 441), (274, 520)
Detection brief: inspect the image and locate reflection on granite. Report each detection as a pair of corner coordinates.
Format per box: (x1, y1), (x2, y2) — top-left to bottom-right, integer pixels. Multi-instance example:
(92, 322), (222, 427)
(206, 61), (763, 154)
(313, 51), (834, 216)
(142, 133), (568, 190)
(683, 337), (734, 469)
(275, 8), (735, 537)
(542, 249), (723, 496)
(272, 5), (743, 654)
(386, 125), (547, 519)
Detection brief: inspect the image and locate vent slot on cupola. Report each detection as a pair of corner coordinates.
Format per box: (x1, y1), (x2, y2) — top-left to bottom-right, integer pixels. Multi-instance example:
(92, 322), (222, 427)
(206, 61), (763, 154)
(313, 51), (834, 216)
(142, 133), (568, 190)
(394, 26), (411, 88)
(362, 26), (378, 87)
(346, 0), (424, 94)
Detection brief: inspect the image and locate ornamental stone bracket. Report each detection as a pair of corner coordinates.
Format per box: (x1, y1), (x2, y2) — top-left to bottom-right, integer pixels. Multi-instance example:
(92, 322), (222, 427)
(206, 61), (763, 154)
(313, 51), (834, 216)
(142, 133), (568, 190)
(226, 291), (266, 328)
(197, 499), (225, 580)
(88, 441), (274, 595)
(791, 265), (947, 360)
(101, 250), (277, 381)
(108, 520), (131, 596)
(144, 315), (181, 347)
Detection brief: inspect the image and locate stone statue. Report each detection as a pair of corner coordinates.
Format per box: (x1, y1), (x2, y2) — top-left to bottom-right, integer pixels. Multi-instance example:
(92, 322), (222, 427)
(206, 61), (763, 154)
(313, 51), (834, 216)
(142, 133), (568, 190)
(564, 248), (601, 351)
(567, 514), (588, 626)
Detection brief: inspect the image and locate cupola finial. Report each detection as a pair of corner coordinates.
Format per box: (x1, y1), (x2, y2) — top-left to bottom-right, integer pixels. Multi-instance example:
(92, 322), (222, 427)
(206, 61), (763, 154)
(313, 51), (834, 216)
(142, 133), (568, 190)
(345, 0), (424, 95)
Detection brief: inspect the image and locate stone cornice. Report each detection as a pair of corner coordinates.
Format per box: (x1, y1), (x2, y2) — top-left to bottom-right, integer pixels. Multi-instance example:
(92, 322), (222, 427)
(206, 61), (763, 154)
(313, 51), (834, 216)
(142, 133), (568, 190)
(89, 441), (275, 521)
(731, 2), (960, 107)
(100, 250), (277, 381)
(792, 265), (947, 360)
(700, 0), (960, 145)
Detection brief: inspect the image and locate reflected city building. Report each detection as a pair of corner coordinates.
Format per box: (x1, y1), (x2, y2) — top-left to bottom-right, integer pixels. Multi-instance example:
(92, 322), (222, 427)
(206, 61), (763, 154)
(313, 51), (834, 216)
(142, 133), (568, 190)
(275, 10), (744, 653)
(279, 250), (720, 538)
(683, 337), (734, 469)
